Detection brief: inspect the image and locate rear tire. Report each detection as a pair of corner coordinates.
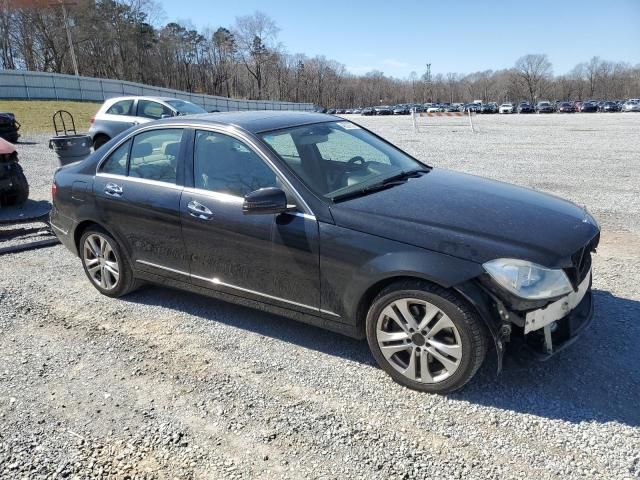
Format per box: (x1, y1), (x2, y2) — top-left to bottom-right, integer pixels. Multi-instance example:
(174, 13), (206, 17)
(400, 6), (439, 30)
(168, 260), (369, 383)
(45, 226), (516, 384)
(79, 226), (139, 297)
(366, 280), (488, 394)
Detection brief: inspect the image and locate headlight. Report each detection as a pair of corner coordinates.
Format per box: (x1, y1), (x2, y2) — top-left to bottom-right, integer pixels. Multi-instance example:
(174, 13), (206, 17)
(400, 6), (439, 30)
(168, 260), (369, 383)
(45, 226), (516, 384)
(483, 259), (573, 300)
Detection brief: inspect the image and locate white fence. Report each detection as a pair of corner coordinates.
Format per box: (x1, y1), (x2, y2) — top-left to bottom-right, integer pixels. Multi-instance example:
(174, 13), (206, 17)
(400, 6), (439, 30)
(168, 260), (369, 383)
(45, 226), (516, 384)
(0, 70), (315, 112)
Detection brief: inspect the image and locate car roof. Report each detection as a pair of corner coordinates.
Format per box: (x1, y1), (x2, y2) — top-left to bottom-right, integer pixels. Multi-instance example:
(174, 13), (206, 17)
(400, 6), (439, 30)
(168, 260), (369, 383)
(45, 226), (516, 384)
(105, 95), (189, 104)
(149, 111), (340, 134)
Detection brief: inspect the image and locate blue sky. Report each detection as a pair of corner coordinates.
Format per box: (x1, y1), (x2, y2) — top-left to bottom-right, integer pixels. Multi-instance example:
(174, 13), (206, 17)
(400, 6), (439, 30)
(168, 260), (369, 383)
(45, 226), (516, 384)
(157, 0), (640, 78)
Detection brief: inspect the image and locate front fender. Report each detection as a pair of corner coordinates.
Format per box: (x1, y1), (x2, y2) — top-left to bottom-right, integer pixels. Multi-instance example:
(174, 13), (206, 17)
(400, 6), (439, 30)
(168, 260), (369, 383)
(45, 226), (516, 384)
(319, 224), (484, 324)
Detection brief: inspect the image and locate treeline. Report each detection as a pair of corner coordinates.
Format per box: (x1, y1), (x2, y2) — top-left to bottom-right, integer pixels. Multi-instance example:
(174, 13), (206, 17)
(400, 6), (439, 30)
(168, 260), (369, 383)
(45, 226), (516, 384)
(1, 0), (639, 107)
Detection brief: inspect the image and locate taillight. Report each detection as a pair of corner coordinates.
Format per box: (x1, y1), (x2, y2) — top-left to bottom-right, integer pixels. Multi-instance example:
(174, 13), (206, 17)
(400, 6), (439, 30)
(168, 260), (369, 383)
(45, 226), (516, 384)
(51, 182), (57, 200)
(90, 116), (95, 124)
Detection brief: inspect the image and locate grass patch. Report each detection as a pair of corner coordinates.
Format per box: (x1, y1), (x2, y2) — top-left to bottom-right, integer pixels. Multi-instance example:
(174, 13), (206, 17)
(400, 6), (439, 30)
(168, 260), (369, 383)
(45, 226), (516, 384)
(0, 100), (101, 134)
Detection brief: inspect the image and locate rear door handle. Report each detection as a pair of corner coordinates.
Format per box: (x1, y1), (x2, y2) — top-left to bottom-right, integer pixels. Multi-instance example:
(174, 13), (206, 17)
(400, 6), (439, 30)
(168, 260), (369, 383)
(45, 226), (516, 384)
(104, 182), (123, 197)
(187, 200), (213, 220)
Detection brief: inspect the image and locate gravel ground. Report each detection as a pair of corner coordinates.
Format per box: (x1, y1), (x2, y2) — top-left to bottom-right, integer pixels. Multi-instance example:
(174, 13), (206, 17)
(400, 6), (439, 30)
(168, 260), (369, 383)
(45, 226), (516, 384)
(1, 113), (639, 479)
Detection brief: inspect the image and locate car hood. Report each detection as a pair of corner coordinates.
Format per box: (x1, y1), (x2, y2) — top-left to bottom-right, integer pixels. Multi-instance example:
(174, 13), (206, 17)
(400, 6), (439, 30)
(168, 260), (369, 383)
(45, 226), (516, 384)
(330, 169), (599, 267)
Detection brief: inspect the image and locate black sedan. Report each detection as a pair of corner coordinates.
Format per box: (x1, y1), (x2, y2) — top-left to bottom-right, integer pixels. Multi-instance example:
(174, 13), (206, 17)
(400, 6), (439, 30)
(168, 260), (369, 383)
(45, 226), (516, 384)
(51, 112), (599, 393)
(374, 106), (393, 115)
(557, 102), (574, 113)
(535, 102), (554, 113)
(361, 107), (376, 116)
(599, 101), (620, 112)
(580, 102), (598, 113)
(517, 103), (534, 113)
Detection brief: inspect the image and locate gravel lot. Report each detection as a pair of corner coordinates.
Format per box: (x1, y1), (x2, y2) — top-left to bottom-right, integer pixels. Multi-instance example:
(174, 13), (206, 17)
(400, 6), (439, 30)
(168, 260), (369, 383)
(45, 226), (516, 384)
(1, 113), (639, 479)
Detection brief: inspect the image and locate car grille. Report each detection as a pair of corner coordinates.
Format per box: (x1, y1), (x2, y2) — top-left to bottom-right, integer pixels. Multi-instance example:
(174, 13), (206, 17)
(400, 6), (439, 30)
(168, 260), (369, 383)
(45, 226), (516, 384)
(565, 232), (599, 289)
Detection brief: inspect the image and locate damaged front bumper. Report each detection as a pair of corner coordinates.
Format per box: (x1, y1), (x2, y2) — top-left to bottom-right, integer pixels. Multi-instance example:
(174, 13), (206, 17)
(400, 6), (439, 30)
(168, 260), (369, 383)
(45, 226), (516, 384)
(517, 285), (594, 360)
(457, 267), (595, 371)
(505, 269), (594, 361)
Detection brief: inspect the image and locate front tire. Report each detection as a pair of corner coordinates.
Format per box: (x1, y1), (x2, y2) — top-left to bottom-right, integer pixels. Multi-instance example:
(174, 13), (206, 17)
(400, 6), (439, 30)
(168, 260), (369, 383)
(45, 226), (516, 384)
(79, 227), (138, 297)
(366, 281), (487, 394)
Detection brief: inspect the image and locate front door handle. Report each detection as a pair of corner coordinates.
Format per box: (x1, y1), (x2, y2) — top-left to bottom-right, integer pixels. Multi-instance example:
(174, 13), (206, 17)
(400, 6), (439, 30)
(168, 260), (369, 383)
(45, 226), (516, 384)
(104, 182), (123, 197)
(187, 200), (213, 220)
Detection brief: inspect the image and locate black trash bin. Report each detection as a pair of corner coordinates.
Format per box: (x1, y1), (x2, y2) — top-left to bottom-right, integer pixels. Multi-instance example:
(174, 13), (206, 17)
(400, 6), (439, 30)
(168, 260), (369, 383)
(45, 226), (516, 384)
(48, 110), (91, 166)
(49, 134), (91, 165)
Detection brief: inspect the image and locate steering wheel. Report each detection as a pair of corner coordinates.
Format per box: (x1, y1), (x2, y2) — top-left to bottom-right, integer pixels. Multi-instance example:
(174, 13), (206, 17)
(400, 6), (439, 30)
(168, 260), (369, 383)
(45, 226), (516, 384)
(346, 156), (367, 171)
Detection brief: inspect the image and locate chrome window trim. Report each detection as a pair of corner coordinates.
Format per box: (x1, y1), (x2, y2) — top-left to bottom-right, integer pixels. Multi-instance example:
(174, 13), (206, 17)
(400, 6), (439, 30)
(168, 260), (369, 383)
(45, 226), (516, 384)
(95, 172), (184, 191)
(182, 187), (243, 204)
(136, 259), (337, 317)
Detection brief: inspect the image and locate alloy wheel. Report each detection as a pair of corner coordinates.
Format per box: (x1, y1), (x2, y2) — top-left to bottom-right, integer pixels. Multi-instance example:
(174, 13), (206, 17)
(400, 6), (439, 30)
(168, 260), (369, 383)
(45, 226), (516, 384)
(376, 298), (462, 383)
(83, 233), (120, 290)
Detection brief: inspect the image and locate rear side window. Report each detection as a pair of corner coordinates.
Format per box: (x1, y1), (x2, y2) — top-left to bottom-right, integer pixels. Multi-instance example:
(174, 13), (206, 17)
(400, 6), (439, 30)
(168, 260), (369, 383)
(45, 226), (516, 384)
(137, 100), (173, 120)
(129, 129), (183, 183)
(100, 139), (130, 175)
(105, 100), (133, 116)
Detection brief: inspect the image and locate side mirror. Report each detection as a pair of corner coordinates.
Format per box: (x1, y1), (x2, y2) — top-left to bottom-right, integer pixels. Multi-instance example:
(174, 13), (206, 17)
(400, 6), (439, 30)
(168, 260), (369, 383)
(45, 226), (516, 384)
(243, 187), (293, 215)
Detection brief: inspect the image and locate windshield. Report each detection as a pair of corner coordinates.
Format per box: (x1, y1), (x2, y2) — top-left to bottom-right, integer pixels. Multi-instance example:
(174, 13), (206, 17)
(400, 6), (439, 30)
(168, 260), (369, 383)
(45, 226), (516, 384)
(260, 121), (428, 200)
(166, 100), (206, 114)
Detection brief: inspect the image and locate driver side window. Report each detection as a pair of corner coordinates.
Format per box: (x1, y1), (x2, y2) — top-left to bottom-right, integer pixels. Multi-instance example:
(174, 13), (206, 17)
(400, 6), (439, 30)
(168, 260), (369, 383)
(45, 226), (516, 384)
(193, 130), (278, 197)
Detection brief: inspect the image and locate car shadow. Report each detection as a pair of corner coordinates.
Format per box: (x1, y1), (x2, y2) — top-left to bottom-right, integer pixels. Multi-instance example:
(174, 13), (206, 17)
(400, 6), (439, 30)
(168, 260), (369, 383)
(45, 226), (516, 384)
(123, 287), (639, 427)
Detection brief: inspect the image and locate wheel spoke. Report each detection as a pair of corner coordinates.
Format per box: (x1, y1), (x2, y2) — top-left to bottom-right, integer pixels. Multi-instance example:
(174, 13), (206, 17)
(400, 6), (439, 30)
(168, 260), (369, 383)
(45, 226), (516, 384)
(103, 263), (119, 279)
(425, 345), (460, 373)
(380, 343), (412, 360)
(100, 237), (108, 257)
(417, 303), (441, 331)
(394, 299), (420, 330)
(425, 314), (455, 339)
(99, 268), (107, 288)
(85, 258), (100, 268)
(401, 347), (418, 380)
(87, 263), (101, 276)
(104, 260), (119, 274)
(426, 339), (462, 361)
(381, 305), (409, 333)
(377, 330), (410, 343)
(419, 350), (433, 382)
(86, 236), (100, 257)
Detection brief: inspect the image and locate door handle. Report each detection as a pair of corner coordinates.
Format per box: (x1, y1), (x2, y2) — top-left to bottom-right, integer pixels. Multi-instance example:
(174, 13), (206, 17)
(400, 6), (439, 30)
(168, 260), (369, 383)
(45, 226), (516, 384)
(104, 182), (123, 197)
(187, 200), (213, 220)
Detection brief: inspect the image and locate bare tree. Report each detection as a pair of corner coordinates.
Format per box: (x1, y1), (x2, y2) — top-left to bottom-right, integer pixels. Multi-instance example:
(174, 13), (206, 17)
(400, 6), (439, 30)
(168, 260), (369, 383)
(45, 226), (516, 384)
(233, 11), (279, 99)
(513, 54), (552, 103)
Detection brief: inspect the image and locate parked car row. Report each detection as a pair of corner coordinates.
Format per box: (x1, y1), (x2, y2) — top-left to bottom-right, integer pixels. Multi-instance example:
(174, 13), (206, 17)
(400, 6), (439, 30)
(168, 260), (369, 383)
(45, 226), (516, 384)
(323, 98), (640, 116)
(489, 99), (640, 114)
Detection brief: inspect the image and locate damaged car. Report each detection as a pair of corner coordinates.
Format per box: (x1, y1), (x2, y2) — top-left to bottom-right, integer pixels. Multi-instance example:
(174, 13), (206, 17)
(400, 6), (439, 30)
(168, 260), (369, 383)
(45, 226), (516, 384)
(50, 112), (600, 393)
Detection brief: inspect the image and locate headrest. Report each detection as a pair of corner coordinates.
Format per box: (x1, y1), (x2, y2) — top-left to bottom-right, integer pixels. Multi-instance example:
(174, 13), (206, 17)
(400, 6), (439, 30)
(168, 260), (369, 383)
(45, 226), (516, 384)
(132, 141), (153, 158)
(163, 142), (180, 157)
